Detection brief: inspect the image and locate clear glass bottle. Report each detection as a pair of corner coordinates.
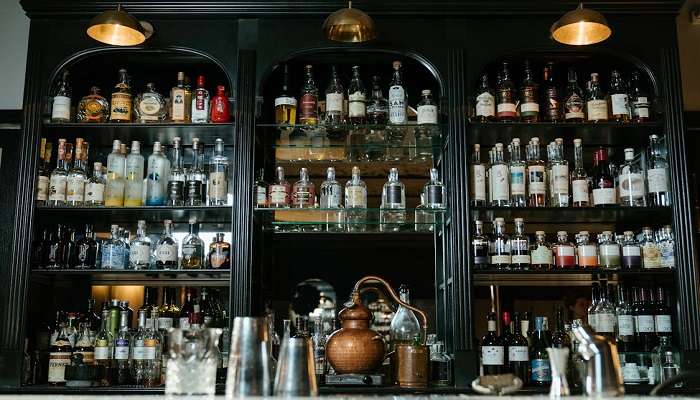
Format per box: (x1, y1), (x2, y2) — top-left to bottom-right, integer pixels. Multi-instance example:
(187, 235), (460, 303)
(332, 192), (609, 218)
(84, 162), (105, 206)
(491, 218), (511, 270)
(155, 220), (178, 269)
(167, 137), (185, 206)
(621, 230), (642, 269)
(292, 167), (316, 208)
(146, 141), (170, 206)
(641, 226), (662, 268)
(587, 284), (600, 332)
(299, 65), (319, 126)
(134, 83), (167, 123)
(630, 71), (651, 123)
(320, 167), (344, 231)
(380, 167), (406, 232)
(576, 231), (598, 269)
(416, 168), (446, 232)
(586, 73), (608, 122)
(77, 86), (109, 123)
(553, 231), (575, 269)
(490, 143), (510, 206)
(51, 70), (72, 123)
(472, 220), (490, 269)
(511, 218), (530, 270)
(129, 220), (152, 270)
(474, 72), (495, 122)
(599, 231), (622, 269)
(509, 139), (527, 207)
(268, 166), (290, 208)
(619, 147), (645, 206)
(131, 310), (149, 385)
(389, 284), (421, 348)
(114, 310), (131, 385)
(430, 341), (453, 386)
(417, 89), (438, 125)
(550, 141), (569, 207)
(594, 283), (617, 339)
(101, 224), (126, 270)
(388, 61), (407, 124)
(415, 89), (438, 161)
(48, 139), (68, 207)
(110, 68), (132, 123)
(367, 75), (389, 125)
(658, 225), (675, 269)
(104, 139), (126, 207)
(208, 233), (231, 269)
(530, 230), (553, 270)
(36, 138), (50, 206)
(527, 138), (546, 207)
(182, 217), (205, 269)
(66, 138), (86, 207)
(124, 141), (145, 206)
(254, 169), (268, 208)
(74, 224), (98, 269)
(186, 138), (207, 206)
(519, 60), (539, 122)
(275, 64), (297, 125)
(325, 65), (345, 126)
(209, 138), (229, 205)
(570, 139), (589, 207)
(470, 144), (487, 206)
(191, 75), (210, 123)
(496, 62), (517, 122)
(609, 70), (630, 122)
(615, 285), (635, 352)
(93, 309), (113, 379)
(170, 71), (189, 123)
(345, 166), (367, 233)
(647, 134), (670, 206)
(564, 68), (585, 122)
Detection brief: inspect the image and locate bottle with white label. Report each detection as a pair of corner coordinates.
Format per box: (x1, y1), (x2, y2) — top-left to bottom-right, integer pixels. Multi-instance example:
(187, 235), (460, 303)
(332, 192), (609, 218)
(654, 287), (673, 339)
(490, 143), (510, 207)
(51, 70), (72, 123)
(114, 310), (132, 384)
(570, 139), (589, 207)
(131, 310), (149, 385)
(609, 70), (630, 122)
(496, 62), (517, 122)
(209, 138), (229, 206)
(526, 137), (546, 207)
(417, 89), (438, 125)
(530, 231), (553, 270)
(325, 65), (345, 126)
(470, 144), (487, 206)
(480, 312), (505, 375)
(595, 283), (617, 339)
(104, 139), (126, 207)
(101, 224), (126, 270)
(129, 220), (151, 270)
(155, 219), (178, 269)
(641, 226), (662, 268)
(508, 139), (527, 207)
(647, 134), (670, 206)
(85, 162), (105, 206)
(549, 140), (569, 207)
(491, 218), (511, 269)
(348, 65), (366, 125)
(94, 309), (113, 374)
(630, 71), (651, 123)
(591, 148), (616, 207)
(519, 60), (540, 123)
(268, 166), (290, 208)
(575, 231), (598, 268)
(511, 218), (530, 269)
(635, 288), (657, 352)
(388, 61), (407, 124)
(320, 167), (343, 232)
(586, 73), (608, 122)
(619, 148), (646, 206)
(474, 72), (495, 122)
(615, 285), (635, 352)
(343, 166), (366, 233)
(657, 225), (675, 269)
(66, 138), (87, 207)
(48, 139), (69, 207)
(599, 231), (621, 269)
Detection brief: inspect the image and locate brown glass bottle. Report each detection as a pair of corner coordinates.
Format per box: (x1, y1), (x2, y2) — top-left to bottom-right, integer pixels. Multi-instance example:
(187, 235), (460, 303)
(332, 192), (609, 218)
(541, 62), (561, 122)
(209, 232), (231, 269)
(496, 62), (517, 122)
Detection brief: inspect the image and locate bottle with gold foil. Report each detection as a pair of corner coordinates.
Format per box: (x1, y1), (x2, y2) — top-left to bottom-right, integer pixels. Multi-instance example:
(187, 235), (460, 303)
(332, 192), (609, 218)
(77, 86), (109, 123)
(275, 64), (297, 125)
(170, 72), (189, 123)
(134, 83), (167, 123)
(110, 68), (132, 123)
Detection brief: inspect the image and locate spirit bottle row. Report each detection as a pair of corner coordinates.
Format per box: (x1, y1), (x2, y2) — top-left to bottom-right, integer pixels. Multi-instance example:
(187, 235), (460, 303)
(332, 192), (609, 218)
(36, 136), (230, 207)
(471, 218), (675, 270)
(31, 220), (231, 270)
(470, 134), (670, 208)
(51, 69), (230, 124)
(473, 61), (651, 123)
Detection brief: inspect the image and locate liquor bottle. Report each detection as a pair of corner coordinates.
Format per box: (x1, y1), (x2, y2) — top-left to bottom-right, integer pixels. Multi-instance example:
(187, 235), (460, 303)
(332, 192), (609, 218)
(599, 231), (621, 269)
(630, 71), (651, 123)
(560, 68), (584, 122)
(131, 310), (152, 385)
(519, 60), (539, 122)
(509, 139), (527, 207)
(48, 323), (72, 385)
(617, 148), (645, 206)
(146, 141), (171, 206)
(470, 144), (487, 206)
(511, 218), (530, 270)
(542, 62), (561, 122)
(496, 62), (517, 122)
(275, 64), (297, 125)
(191, 75), (210, 123)
(641, 226), (662, 268)
(155, 220), (178, 269)
(124, 141), (145, 206)
(209, 138), (229, 205)
(621, 230), (642, 269)
(658, 225), (676, 269)
(530, 231), (553, 271)
(182, 217), (205, 269)
(199, 288), (215, 326)
(66, 138), (86, 206)
(129, 220), (151, 270)
(48, 139), (68, 207)
(209, 233), (231, 269)
(417, 89), (438, 125)
(74, 224), (97, 269)
(325, 65), (345, 126)
(77, 86), (109, 122)
(508, 312), (530, 383)
(179, 288), (196, 329)
(654, 287), (672, 339)
(389, 285), (421, 347)
(268, 166), (290, 208)
(345, 166), (367, 232)
(380, 167), (406, 232)
(140, 288), (157, 326)
(615, 285), (635, 352)
(166, 137), (185, 206)
(499, 312), (514, 373)
(553, 231), (575, 269)
(551, 307), (570, 349)
(110, 68), (132, 122)
(292, 167), (316, 208)
(492, 218), (511, 269)
(594, 283), (616, 339)
(521, 312), (533, 347)
(576, 231), (598, 269)
(158, 289), (175, 330)
(636, 288), (657, 351)
(472, 220), (490, 269)
(101, 224), (125, 270)
(85, 162), (105, 206)
(586, 73), (608, 122)
(134, 83), (167, 122)
(210, 85), (230, 123)
(367, 75), (389, 125)
(73, 323), (94, 365)
(46, 225), (65, 269)
(568, 139), (588, 208)
(480, 312), (504, 375)
(530, 316), (551, 386)
(647, 134), (670, 206)
(490, 143), (510, 206)
(104, 140), (126, 207)
(36, 138), (50, 205)
(51, 70), (72, 123)
(254, 169), (268, 208)
(389, 61), (407, 124)
(609, 70), (630, 122)
(527, 138), (546, 207)
(170, 71), (189, 123)
(320, 167), (343, 209)
(113, 310), (131, 384)
(474, 72), (495, 122)
(299, 65), (319, 125)
(93, 309), (113, 383)
(550, 141), (569, 207)
(591, 148), (616, 207)
(185, 138), (205, 205)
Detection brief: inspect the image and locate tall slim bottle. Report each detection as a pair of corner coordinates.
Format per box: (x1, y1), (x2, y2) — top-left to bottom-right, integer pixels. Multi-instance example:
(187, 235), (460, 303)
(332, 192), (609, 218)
(496, 62), (517, 122)
(208, 138), (229, 205)
(647, 134), (670, 206)
(345, 166), (367, 232)
(470, 144), (487, 206)
(146, 142), (170, 206)
(299, 65), (318, 126)
(530, 316), (551, 386)
(509, 312), (530, 384)
(325, 65), (344, 126)
(509, 139), (527, 207)
(166, 137), (185, 206)
(586, 73), (608, 123)
(105, 140), (125, 207)
(519, 60), (539, 122)
(591, 148), (616, 207)
(527, 138), (546, 207)
(66, 138), (86, 207)
(124, 141), (144, 206)
(619, 148), (646, 206)
(480, 312), (504, 375)
(114, 310), (132, 384)
(110, 68), (132, 123)
(571, 139), (589, 207)
(609, 70), (630, 122)
(48, 139), (68, 207)
(348, 65), (367, 125)
(274, 64), (297, 125)
(542, 62), (561, 122)
(51, 71), (72, 123)
(564, 68), (585, 122)
(490, 143), (509, 206)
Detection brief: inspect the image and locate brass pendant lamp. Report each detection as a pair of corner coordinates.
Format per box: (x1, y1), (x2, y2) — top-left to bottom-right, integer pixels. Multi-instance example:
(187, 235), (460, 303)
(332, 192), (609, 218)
(87, 4), (153, 46)
(550, 3), (611, 46)
(322, 1), (376, 43)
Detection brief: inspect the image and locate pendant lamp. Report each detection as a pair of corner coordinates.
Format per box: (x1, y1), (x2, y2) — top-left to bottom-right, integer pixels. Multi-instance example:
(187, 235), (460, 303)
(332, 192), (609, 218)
(322, 1), (376, 43)
(550, 3), (611, 46)
(87, 4), (153, 46)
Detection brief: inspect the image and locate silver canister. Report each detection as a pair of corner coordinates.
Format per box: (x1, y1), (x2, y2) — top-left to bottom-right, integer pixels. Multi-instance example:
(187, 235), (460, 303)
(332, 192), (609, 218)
(225, 317), (273, 397)
(273, 337), (318, 397)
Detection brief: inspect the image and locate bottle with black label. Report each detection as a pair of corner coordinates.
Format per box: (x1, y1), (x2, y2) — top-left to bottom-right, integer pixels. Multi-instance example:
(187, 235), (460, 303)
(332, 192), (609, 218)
(380, 168), (406, 232)
(480, 312), (505, 375)
(472, 220), (490, 269)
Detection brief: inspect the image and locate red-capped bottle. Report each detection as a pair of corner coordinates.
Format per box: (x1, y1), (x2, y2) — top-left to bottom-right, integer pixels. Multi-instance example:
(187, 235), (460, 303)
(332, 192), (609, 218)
(210, 85), (230, 123)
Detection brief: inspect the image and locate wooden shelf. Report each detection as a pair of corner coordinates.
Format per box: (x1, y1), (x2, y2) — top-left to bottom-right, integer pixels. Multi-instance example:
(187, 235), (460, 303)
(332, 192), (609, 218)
(35, 205), (232, 224)
(473, 269), (674, 286)
(470, 206), (672, 224)
(31, 269), (230, 286)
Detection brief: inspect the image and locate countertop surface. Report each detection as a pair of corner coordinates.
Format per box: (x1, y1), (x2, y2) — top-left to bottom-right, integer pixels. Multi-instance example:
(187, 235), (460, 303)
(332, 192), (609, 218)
(0, 396), (697, 399)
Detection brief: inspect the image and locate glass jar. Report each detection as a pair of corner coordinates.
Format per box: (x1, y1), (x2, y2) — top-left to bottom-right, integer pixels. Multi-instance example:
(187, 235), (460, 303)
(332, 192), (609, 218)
(530, 230), (553, 270)
(621, 230), (642, 269)
(553, 231), (575, 269)
(598, 231), (621, 269)
(641, 227), (661, 269)
(657, 225), (676, 269)
(576, 231), (598, 269)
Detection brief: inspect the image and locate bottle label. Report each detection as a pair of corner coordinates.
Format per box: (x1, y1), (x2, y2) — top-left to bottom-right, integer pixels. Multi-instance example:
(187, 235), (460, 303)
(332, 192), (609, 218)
(48, 352), (71, 383)
(545, 89), (560, 120)
(637, 315), (655, 333)
(619, 171), (645, 200)
(269, 185), (288, 204)
(208, 171), (227, 200)
(528, 165), (546, 195)
(512, 254), (531, 264)
(37, 175), (49, 201)
(597, 313), (615, 332)
(417, 105), (438, 124)
(170, 88), (186, 121)
(659, 242), (675, 268)
(194, 89), (208, 111)
(647, 168), (669, 194)
(326, 93), (344, 113)
(508, 345), (529, 362)
(556, 246), (575, 257)
(565, 93), (584, 120)
(101, 245), (125, 269)
(476, 92), (495, 117)
(389, 86), (406, 123)
(156, 244), (178, 262)
(592, 187), (616, 205)
(642, 243), (662, 268)
(179, 317), (190, 329)
(600, 244), (621, 257)
(655, 315), (672, 333)
(293, 188), (312, 206)
(491, 164), (509, 201)
(66, 175), (85, 201)
(138, 96), (163, 120)
(111, 92), (132, 121)
(132, 346), (147, 360)
(158, 317), (174, 330)
(385, 186), (403, 206)
(496, 102), (517, 117)
(491, 254), (512, 264)
(114, 338), (130, 359)
(618, 315), (634, 336)
(578, 245), (598, 267)
(510, 165), (526, 196)
(481, 345), (504, 365)
(611, 93), (630, 116)
(52, 96), (71, 120)
(348, 91), (366, 117)
(144, 339), (157, 359)
(471, 164), (486, 201)
(321, 185), (342, 208)
(256, 186), (267, 206)
(572, 180), (588, 203)
(130, 243), (151, 264)
(531, 245), (553, 265)
(94, 346), (110, 360)
(346, 186), (367, 208)
(427, 185), (443, 206)
(520, 102), (539, 114)
(300, 93), (318, 122)
(210, 248), (229, 268)
(531, 358), (552, 382)
(85, 182), (105, 202)
(49, 175), (67, 201)
(552, 164), (569, 194)
(623, 245), (641, 257)
(274, 96), (297, 107)
(633, 97), (650, 118)
(586, 99), (608, 121)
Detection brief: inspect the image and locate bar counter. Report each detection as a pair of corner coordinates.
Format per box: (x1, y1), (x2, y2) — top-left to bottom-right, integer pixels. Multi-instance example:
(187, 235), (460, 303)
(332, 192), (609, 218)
(1, 396), (697, 400)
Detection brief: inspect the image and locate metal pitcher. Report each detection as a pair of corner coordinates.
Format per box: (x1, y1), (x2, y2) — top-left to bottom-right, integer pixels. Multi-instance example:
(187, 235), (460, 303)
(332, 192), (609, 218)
(571, 320), (624, 397)
(225, 317), (273, 397)
(274, 337), (318, 397)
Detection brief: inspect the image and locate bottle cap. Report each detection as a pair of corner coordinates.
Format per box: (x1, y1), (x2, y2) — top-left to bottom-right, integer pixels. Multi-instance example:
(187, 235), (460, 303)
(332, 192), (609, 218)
(93, 162), (102, 170)
(579, 230), (589, 235)
(131, 141), (140, 153)
(514, 218), (524, 223)
(535, 230), (545, 235)
(557, 230), (567, 236)
(574, 138), (582, 145)
(421, 89), (431, 96)
(197, 75), (205, 87)
(153, 141), (162, 152)
(393, 61), (402, 70)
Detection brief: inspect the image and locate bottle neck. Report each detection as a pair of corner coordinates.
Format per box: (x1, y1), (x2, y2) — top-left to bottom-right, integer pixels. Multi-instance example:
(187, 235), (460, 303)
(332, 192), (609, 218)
(189, 222), (199, 235)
